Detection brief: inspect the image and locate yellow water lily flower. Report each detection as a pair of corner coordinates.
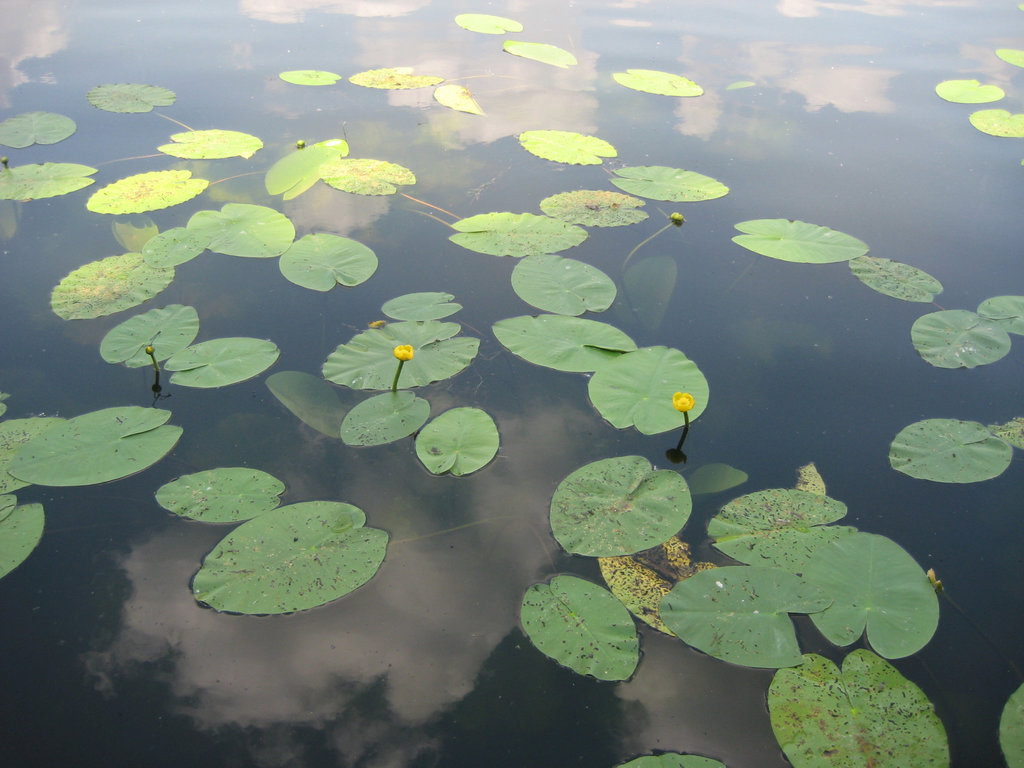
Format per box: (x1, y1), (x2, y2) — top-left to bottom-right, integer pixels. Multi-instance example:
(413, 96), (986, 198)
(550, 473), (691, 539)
(672, 392), (695, 412)
(393, 344), (414, 361)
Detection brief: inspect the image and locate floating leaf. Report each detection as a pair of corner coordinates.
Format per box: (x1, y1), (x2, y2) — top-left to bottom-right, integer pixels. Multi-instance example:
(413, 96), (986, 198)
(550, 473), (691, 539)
(86, 170), (208, 214)
(969, 109), (1024, 137)
(454, 13), (522, 34)
(264, 139), (349, 200)
(319, 158), (415, 195)
(511, 254), (617, 315)
(611, 166), (729, 202)
(8, 407), (181, 486)
(99, 304), (200, 367)
(266, 370), (347, 438)
(186, 203), (295, 258)
(520, 574), (639, 681)
(997, 49), (1024, 68)
(450, 212), (588, 257)
(279, 69), (342, 85)
(0, 162), (96, 200)
(415, 407), (499, 476)
(158, 129), (263, 159)
(849, 256), (943, 302)
(804, 532), (939, 659)
(549, 455), (692, 557)
(910, 309), (1011, 368)
(518, 130), (617, 165)
(192, 501), (388, 614)
(660, 566), (830, 668)
(769, 650), (949, 767)
(733, 219), (868, 263)
(795, 462), (826, 495)
(726, 81), (756, 90)
(0, 495), (44, 580)
(588, 346), (709, 434)
(889, 418), (1013, 483)
(340, 391), (430, 446)
(613, 69), (703, 97)
(977, 295), (1024, 335)
(687, 463), (749, 496)
(503, 41), (577, 68)
(279, 233), (378, 291)
(51, 253), (174, 320)
(155, 467), (285, 522)
(165, 337), (280, 388)
(87, 83), (176, 113)
(348, 67), (444, 89)
(382, 292), (461, 321)
(492, 314), (636, 372)
(0, 111), (76, 148)
(434, 84), (484, 115)
(141, 226), (210, 268)
(324, 320), (479, 390)
(934, 79), (1004, 104)
(1002, 683), (1024, 768)
(0, 393), (7, 419)
(0, 418), (65, 493)
(989, 417), (1024, 450)
(539, 190), (647, 227)
(616, 755), (725, 768)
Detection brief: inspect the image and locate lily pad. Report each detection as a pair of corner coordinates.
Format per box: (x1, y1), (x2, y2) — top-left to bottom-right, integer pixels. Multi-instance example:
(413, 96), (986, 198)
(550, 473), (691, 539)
(997, 49), (1024, 68)
(0, 495), (44, 580)
(733, 219), (869, 263)
(266, 370), (348, 438)
(319, 158), (415, 195)
(518, 130), (617, 165)
(910, 309), (1011, 368)
(141, 226), (210, 268)
(450, 212), (588, 257)
(795, 462), (827, 495)
(415, 407), (499, 476)
(934, 79), (1004, 104)
(279, 70), (342, 85)
(434, 84), (485, 115)
(0, 162), (97, 200)
(539, 190), (647, 227)
(340, 391), (430, 446)
(87, 83), (176, 113)
(520, 574), (639, 681)
(454, 13), (522, 34)
(382, 292), (461, 321)
(889, 418), (1013, 483)
(186, 203), (295, 258)
(613, 69), (704, 97)
(970, 109), (1024, 137)
(279, 233), (378, 291)
(503, 41), (577, 68)
(492, 314), (636, 372)
(165, 337), (280, 388)
(264, 139), (349, 200)
(86, 170), (209, 214)
(511, 254), (617, 315)
(1002, 683), (1024, 768)
(988, 417), (1024, 450)
(769, 650), (949, 767)
(51, 253), (174, 320)
(155, 467), (285, 522)
(687, 463), (749, 496)
(660, 566), (830, 668)
(550, 455), (692, 557)
(192, 501), (388, 614)
(158, 129), (263, 159)
(0, 418), (65, 493)
(99, 304), (200, 367)
(611, 166), (729, 202)
(348, 68), (444, 89)
(588, 346), (710, 434)
(8, 407), (181, 486)
(616, 756), (724, 768)
(0, 111), (76, 148)
(849, 256), (943, 302)
(977, 295), (1024, 335)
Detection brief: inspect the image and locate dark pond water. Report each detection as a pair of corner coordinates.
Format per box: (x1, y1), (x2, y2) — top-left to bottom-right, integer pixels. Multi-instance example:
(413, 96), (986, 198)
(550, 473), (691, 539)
(1, 0), (1022, 766)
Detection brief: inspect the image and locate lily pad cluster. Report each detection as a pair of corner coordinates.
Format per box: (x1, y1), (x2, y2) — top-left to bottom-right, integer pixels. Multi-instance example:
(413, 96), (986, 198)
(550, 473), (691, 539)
(936, 50), (1024, 144)
(911, 296), (1024, 369)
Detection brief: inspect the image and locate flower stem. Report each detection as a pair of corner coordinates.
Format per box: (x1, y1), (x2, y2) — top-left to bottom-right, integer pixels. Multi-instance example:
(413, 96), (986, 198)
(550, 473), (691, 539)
(391, 360), (405, 392)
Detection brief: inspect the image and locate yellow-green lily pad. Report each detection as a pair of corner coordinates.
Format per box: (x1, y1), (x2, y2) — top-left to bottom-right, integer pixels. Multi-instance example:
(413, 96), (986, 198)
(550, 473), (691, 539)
(158, 129), (263, 159)
(349, 67), (444, 89)
(86, 170), (209, 214)
(51, 253), (174, 320)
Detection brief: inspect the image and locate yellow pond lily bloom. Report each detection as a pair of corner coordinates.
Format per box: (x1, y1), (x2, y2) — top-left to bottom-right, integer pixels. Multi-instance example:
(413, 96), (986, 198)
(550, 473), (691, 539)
(393, 344), (415, 361)
(673, 392), (695, 412)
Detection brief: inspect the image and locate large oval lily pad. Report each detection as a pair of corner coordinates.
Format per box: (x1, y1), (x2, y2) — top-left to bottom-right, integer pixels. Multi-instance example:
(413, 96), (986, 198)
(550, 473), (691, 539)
(187, 203), (295, 258)
(935, 79), (1004, 104)
(51, 253), (174, 320)
(264, 139), (349, 200)
(511, 254), (617, 315)
(611, 166), (729, 202)
(158, 129), (263, 159)
(733, 219), (869, 263)
(339, 391), (430, 446)
(279, 70), (342, 85)
(889, 418), (1012, 483)
(911, 309), (1010, 368)
(613, 70), (703, 97)
(0, 418), (66, 493)
(86, 170), (209, 214)
(0, 162), (97, 200)
(450, 212), (588, 257)
(279, 233), (377, 291)
(415, 407), (499, 476)
(141, 226), (210, 268)
(319, 158), (415, 195)
(381, 292), (461, 321)
(518, 130), (617, 165)
(849, 256), (943, 302)
(165, 337), (280, 388)
(87, 83), (176, 113)
(492, 314), (636, 372)
(155, 467), (285, 522)
(539, 190), (647, 227)
(977, 295), (1024, 336)
(503, 41), (577, 68)
(0, 111), (76, 148)
(433, 84), (485, 115)
(349, 68), (444, 89)
(99, 304), (200, 367)
(0, 495), (45, 580)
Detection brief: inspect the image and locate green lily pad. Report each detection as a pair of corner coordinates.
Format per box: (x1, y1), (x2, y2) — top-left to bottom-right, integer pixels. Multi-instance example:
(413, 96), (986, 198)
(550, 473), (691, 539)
(492, 314), (636, 372)
(323, 320), (479, 390)
(550, 455), (692, 557)
(539, 190), (647, 227)
(8, 407), (181, 486)
(889, 418), (1013, 483)
(661, 566), (830, 668)
(51, 253), (174, 320)
(99, 304), (200, 367)
(141, 226), (210, 268)
(687, 463), (749, 496)
(0, 111), (76, 148)
(769, 650), (949, 767)
(87, 83), (176, 113)
(709, 489), (856, 574)
(1002, 683), (1024, 768)
(319, 158), (416, 195)
(0, 418), (65, 493)
(264, 139), (349, 200)
(520, 574), (639, 681)
(340, 391), (430, 446)
(588, 346), (709, 434)
(988, 417), (1024, 449)
(382, 292), (461, 321)
(511, 254), (617, 315)
(733, 219), (869, 263)
(415, 407), (499, 476)
(165, 337), (280, 388)
(997, 49), (1024, 68)
(450, 212), (588, 257)
(502, 41), (577, 68)
(155, 467), (285, 522)
(613, 69), (703, 97)
(0, 162), (97, 200)
(279, 70), (342, 85)
(192, 501), (388, 614)
(977, 295), (1024, 335)
(910, 309), (1011, 368)
(112, 214), (159, 252)
(279, 233), (377, 291)
(0, 495), (44, 580)
(186, 203), (295, 258)
(266, 370), (348, 438)
(518, 130), (617, 165)
(849, 256), (943, 302)
(158, 129), (263, 159)
(934, 79), (1005, 104)
(970, 109), (1024, 137)
(86, 170), (209, 214)
(348, 67), (444, 89)
(434, 84), (485, 115)
(0, 393), (6, 418)
(616, 755), (725, 768)
(611, 165), (729, 202)
(454, 13), (522, 34)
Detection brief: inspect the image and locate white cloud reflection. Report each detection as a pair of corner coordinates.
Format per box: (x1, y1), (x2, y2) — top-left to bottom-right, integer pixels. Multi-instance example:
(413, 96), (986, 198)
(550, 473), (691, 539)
(0, 1), (67, 107)
(239, 0), (429, 23)
(777, 0), (970, 18)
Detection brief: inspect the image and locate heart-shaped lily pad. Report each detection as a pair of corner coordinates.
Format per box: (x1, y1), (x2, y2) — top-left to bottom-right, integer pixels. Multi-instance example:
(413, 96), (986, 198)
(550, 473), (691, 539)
(165, 337), (280, 388)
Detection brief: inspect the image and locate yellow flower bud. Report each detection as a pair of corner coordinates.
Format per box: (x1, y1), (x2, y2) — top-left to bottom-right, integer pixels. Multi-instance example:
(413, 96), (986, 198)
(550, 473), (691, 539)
(672, 392), (695, 412)
(145, 345), (155, 355)
(393, 345), (414, 361)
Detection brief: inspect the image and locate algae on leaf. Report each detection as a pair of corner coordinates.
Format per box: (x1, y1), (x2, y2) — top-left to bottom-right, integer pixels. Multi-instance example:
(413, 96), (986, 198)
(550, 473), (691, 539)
(51, 253), (174, 320)
(349, 67), (444, 89)
(319, 158), (415, 195)
(849, 256), (943, 302)
(87, 170), (209, 214)
(450, 212), (587, 257)
(539, 190), (647, 227)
